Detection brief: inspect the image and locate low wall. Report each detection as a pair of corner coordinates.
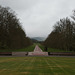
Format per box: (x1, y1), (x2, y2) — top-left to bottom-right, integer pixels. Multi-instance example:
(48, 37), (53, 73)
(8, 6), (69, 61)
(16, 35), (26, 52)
(0, 52), (12, 56)
(48, 52), (75, 56)
(0, 52), (28, 56)
(12, 52), (28, 56)
(0, 52), (75, 56)
(28, 52), (48, 56)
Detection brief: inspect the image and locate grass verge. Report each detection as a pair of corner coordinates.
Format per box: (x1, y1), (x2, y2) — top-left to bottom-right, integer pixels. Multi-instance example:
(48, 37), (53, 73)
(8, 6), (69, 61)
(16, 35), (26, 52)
(0, 44), (36, 52)
(37, 43), (74, 52)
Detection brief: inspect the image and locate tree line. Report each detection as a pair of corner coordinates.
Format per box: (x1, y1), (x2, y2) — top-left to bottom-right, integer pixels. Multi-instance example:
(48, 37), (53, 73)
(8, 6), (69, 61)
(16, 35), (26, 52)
(44, 10), (75, 51)
(0, 6), (32, 49)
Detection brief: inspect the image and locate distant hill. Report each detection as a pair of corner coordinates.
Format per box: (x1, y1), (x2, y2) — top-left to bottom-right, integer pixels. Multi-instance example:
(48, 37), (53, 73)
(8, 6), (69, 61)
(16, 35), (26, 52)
(31, 38), (38, 43)
(30, 37), (46, 41)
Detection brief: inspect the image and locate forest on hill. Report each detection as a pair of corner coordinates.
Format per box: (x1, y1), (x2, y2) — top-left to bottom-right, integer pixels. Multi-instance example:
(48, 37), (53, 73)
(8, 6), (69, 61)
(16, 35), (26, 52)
(44, 10), (75, 52)
(0, 6), (32, 49)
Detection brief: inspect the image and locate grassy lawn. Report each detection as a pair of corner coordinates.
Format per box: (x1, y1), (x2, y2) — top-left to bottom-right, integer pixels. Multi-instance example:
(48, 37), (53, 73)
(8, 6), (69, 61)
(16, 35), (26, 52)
(37, 44), (74, 52)
(0, 43), (74, 52)
(47, 48), (74, 52)
(0, 57), (75, 75)
(0, 44), (35, 52)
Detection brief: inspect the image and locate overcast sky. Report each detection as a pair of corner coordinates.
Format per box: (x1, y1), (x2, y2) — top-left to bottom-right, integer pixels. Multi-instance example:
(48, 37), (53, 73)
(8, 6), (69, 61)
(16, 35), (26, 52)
(0, 0), (75, 37)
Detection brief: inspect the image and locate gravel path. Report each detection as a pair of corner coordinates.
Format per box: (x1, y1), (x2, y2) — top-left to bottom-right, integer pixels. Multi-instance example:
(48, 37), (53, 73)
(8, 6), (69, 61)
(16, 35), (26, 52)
(34, 45), (43, 52)
(28, 45), (48, 56)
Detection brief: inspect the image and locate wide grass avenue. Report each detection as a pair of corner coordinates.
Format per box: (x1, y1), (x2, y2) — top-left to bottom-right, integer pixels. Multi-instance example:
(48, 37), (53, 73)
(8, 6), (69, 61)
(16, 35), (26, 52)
(0, 57), (75, 75)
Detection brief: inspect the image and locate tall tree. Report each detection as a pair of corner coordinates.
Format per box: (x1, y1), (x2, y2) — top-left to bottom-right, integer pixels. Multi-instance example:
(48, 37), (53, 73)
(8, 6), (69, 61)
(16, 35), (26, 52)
(44, 17), (75, 51)
(0, 6), (32, 49)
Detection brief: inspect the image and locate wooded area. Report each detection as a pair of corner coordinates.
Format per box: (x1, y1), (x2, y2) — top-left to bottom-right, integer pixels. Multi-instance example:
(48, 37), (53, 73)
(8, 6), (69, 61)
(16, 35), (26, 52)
(0, 6), (32, 49)
(44, 11), (75, 52)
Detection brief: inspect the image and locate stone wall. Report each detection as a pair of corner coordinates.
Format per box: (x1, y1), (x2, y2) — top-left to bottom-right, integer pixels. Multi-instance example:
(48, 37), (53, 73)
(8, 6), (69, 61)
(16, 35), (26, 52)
(12, 52), (28, 56)
(28, 52), (48, 56)
(0, 52), (12, 56)
(48, 52), (75, 56)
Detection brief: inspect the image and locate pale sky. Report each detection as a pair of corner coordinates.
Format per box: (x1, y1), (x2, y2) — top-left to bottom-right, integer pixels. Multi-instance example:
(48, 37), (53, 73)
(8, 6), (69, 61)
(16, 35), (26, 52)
(0, 0), (75, 37)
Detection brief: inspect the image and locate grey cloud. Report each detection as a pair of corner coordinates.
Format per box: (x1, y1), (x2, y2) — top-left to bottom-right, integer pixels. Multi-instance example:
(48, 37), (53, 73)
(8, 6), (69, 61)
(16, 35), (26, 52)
(0, 0), (39, 11)
(0, 0), (75, 37)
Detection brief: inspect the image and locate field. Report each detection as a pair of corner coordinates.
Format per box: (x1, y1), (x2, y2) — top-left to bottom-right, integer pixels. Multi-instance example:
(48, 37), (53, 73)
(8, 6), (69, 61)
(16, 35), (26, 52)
(0, 57), (75, 75)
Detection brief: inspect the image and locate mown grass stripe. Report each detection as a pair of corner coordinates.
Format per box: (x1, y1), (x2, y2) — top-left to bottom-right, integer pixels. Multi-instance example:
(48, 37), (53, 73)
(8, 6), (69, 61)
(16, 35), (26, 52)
(47, 57), (71, 75)
(0, 57), (75, 75)
(44, 57), (54, 75)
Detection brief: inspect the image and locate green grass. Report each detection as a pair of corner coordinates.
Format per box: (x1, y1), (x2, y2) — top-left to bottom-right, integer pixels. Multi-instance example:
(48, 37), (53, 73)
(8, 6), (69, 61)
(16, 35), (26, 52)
(0, 57), (75, 75)
(0, 43), (74, 52)
(47, 48), (74, 52)
(37, 44), (74, 52)
(0, 44), (36, 52)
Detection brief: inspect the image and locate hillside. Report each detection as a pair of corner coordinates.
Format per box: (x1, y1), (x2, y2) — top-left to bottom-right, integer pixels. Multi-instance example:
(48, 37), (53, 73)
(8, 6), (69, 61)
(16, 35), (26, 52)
(30, 37), (46, 41)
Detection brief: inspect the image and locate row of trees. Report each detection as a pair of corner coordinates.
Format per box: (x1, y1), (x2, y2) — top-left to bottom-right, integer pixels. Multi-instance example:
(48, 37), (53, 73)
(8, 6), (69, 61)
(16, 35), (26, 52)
(44, 10), (75, 51)
(0, 6), (32, 49)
